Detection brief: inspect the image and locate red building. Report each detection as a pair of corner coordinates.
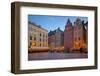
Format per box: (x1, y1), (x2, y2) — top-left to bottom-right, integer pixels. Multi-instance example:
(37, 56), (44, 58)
(64, 18), (88, 53)
(64, 19), (73, 52)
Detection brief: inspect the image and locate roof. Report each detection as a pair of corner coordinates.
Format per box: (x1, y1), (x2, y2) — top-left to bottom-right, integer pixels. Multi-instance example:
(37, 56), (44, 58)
(28, 21), (48, 32)
(48, 30), (56, 36)
(48, 27), (63, 36)
(65, 18), (73, 28)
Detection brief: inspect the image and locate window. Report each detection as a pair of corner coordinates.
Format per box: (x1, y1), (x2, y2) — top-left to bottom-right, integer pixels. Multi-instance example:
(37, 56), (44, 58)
(40, 43), (41, 46)
(34, 37), (36, 40)
(79, 37), (80, 40)
(30, 36), (32, 40)
(32, 42), (36, 46)
(40, 33), (41, 36)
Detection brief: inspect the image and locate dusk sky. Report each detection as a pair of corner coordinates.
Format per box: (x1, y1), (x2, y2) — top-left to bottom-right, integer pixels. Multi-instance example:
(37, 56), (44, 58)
(28, 15), (88, 32)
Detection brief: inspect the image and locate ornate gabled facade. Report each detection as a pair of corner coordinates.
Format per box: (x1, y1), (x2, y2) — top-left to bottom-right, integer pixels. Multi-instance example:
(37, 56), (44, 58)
(73, 18), (87, 51)
(73, 18), (85, 50)
(64, 18), (88, 53)
(64, 19), (73, 52)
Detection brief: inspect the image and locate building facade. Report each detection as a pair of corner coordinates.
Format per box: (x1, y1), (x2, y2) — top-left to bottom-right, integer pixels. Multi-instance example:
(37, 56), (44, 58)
(48, 27), (64, 52)
(64, 19), (73, 52)
(73, 18), (87, 51)
(64, 18), (88, 53)
(28, 21), (48, 52)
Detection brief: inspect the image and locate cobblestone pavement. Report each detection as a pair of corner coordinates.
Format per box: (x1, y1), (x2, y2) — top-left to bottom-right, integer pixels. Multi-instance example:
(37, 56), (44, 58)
(28, 52), (88, 60)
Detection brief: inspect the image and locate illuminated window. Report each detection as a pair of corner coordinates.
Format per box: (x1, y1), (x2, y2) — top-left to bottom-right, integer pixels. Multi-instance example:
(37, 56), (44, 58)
(40, 43), (41, 46)
(32, 42), (36, 46)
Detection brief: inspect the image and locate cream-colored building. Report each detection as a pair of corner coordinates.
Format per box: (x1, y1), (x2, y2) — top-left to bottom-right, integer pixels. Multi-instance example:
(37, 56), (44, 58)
(28, 21), (48, 52)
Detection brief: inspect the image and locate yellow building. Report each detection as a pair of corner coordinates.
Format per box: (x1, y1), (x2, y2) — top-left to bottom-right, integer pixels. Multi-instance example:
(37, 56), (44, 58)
(28, 21), (48, 52)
